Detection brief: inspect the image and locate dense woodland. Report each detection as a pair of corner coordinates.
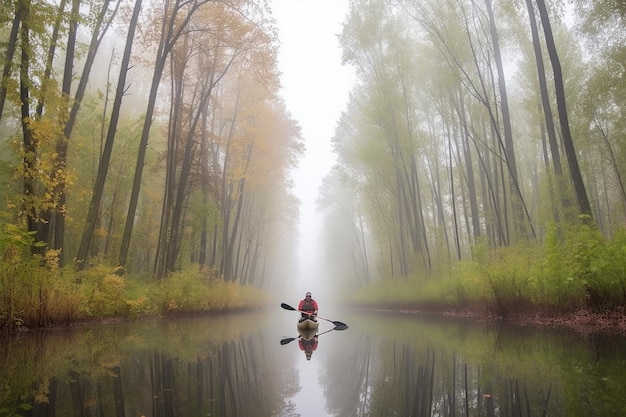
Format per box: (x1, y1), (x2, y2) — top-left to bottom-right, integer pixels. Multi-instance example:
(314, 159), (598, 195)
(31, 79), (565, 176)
(322, 0), (626, 317)
(0, 0), (302, 328)
(1, 0), (304, 282)
(1, 0), (626, 329)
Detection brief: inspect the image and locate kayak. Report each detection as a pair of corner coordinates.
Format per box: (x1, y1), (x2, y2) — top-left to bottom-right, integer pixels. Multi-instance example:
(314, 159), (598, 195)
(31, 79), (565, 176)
(297, 326), (318, 341)
(297, 318), (319, 331)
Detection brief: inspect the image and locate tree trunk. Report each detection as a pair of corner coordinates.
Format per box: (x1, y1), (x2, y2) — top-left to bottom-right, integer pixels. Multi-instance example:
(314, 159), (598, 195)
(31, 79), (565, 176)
(153, 34), (187, 278)
(19, 0), (39, 241)
(485, 0), (536, 240)
(535, 0), (593, 220)
(33, 0), (68, 246)
(219, 98), (240, 281)
(0, 6), (20, 122)
(457, 89), (481, 243)
(35, 0), (68, 119)
(164, 96), (210, 274)
(525, 0), (572, 225)
(43, 0), (80, 258)
(448, 127), (462, 260)
(198, 105), (211, 266)
(224, 175), (247, 282)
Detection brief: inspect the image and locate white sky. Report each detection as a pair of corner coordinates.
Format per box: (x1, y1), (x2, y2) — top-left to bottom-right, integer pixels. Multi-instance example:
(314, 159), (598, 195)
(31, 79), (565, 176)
(271, 0), (355, 296)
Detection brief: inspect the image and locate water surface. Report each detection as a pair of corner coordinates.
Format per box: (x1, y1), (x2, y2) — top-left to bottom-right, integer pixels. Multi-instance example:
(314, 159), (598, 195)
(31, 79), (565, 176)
(1, 309), (625, 416)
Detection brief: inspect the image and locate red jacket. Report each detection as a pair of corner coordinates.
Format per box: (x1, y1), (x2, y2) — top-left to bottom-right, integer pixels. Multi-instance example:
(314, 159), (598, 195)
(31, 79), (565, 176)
(298, 298), (318, 313)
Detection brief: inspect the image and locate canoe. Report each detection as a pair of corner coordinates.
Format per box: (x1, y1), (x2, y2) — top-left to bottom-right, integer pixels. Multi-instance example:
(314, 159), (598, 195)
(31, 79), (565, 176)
(297, 318), (319, 331)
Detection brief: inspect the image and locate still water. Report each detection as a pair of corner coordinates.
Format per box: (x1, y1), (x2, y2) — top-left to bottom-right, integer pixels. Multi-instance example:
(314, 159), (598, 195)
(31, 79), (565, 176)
(1, 309), (625, 417)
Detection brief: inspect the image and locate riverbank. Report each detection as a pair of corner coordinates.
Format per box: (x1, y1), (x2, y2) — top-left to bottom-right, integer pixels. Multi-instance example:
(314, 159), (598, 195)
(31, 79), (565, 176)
(388, 307), (626, 336)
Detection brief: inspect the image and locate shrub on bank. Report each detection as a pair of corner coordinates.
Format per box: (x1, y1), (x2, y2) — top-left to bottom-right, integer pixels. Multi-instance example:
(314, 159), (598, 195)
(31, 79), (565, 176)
(350, 224), (626, 317)
(0, 225), (72, 330)
(149, 267), (269, 314)
(0, 227), (271, 331)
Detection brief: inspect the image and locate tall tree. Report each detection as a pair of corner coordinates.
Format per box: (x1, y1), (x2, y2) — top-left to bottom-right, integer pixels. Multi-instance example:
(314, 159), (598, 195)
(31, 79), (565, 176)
(36, 0), (80, 252)
(18, 0), (37, 237)
(535, 0), (592, 220)
(523, 0), (571, 224)
(0, 4), (22, 122)
(484, 0), (535, 240)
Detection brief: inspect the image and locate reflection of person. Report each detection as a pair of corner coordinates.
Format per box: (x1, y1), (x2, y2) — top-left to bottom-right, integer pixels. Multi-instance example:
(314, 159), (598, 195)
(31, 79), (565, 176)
(299, 335), (318, 360)
(298, 292), (318, 322)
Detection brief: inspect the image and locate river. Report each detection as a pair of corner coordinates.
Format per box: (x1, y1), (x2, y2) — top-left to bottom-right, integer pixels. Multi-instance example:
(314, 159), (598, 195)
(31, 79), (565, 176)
(1, 308), (625, 416)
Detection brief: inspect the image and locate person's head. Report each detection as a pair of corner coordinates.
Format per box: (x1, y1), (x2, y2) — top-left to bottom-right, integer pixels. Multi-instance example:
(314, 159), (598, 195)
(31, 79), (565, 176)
(305, 291), (312, 299)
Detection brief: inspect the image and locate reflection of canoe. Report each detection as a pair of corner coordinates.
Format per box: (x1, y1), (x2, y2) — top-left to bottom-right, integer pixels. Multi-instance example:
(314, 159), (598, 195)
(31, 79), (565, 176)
(297, 326), (318, 341)
(297, 318), (319, 331)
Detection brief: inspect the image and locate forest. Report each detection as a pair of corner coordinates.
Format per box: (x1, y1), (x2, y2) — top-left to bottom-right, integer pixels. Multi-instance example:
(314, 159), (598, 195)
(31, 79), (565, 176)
(324, 0), (626, 323)
(1, 0), (626, 332)
(0, 0), (300, 330)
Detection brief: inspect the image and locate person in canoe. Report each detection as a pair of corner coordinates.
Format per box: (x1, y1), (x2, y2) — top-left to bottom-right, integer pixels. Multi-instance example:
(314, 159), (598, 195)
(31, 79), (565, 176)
(298, 291), (318, 323)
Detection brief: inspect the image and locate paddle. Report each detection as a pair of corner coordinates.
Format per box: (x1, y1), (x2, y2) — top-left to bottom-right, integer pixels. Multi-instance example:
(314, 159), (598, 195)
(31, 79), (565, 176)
(280, 326), (338, 345)
(280, 302), (349, 330)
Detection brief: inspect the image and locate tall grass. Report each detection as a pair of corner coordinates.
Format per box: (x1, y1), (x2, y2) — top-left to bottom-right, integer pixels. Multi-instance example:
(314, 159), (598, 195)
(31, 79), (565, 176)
(0, 224), (75, 330)
(0, 225), (272, 332)
(350, 224), (626, 317)
(150, 267), (270, 314)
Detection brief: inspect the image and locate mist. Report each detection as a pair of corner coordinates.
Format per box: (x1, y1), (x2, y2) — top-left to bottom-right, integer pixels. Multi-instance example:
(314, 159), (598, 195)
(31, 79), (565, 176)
(272, 0), (354, 307)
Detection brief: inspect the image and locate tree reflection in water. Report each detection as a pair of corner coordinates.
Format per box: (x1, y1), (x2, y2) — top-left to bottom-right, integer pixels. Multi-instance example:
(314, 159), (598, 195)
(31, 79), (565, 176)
(1, 314), (297, 417)
(317, 313), (626, 417)
(2, 312), (626, 416)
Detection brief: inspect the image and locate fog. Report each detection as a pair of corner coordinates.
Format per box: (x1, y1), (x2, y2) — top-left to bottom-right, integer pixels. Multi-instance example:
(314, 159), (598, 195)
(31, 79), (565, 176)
(272, 0), (355, 306)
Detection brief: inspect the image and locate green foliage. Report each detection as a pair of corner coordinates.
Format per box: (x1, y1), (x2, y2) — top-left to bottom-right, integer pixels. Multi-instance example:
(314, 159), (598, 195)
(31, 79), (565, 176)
(0, 232), (271, 331)
(73, 264), (133, 318)
(471, 239), (543, 316)
(554, 224), (626, 309)
(349, 226), (626, 317)
(563, 358), (626, 417)
(350, 274), (469, 311)
(149, 266), (270, 314)
(0, 223), (66, 330)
